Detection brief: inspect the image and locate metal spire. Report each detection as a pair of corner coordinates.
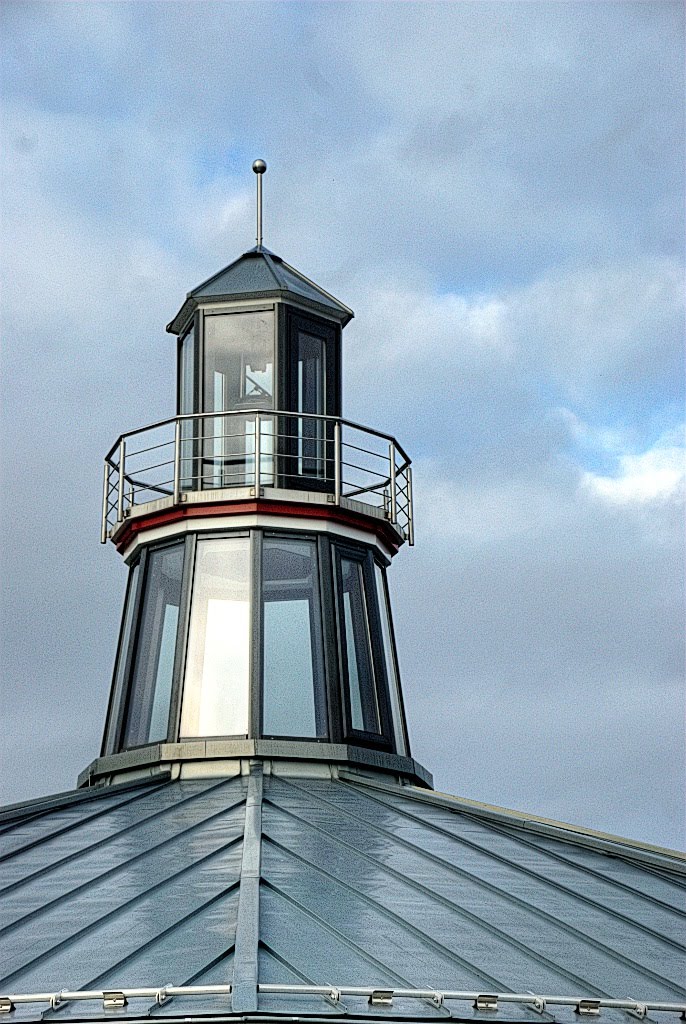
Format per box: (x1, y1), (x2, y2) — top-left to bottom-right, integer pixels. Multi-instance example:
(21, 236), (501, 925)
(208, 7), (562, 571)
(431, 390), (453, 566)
(252, 159), (267, 249)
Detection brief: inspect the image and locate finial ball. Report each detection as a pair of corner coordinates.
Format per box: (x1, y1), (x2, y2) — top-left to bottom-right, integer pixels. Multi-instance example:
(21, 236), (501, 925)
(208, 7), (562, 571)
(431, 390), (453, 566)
(252, 159), (267, 174)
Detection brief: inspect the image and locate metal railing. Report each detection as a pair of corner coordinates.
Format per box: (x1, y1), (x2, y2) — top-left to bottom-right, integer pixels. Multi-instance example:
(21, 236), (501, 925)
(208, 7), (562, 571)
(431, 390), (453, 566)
(101, 409), (414, 545)
(1, 983), (683, 1017)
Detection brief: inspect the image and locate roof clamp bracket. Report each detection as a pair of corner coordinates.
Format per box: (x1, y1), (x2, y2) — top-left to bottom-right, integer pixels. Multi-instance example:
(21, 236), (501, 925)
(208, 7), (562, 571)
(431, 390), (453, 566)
(103, 992), (128, 1011)
(50, 993), (62, 1011)
(576, 1000), (601, 1016)
(0, 998), (14, 1015)
(475, 994), (499, 1012)
(155, 988), (168, 1006)
(431, 992), (445, 1009)
(628, 1005), (648, 1021)
(528, 996), (547, 1015)
(369, 990), (394, 1007)
(329, 988), (341, 1004)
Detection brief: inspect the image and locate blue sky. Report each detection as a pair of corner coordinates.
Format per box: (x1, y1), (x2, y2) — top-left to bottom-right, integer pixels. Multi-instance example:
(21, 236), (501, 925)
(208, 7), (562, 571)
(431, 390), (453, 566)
(1, 0), (684, 847)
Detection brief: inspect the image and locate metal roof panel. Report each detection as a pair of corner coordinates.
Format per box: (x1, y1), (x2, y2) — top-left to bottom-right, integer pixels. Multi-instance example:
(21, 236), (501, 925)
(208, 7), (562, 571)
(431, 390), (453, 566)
(0, 770), (683, 1021)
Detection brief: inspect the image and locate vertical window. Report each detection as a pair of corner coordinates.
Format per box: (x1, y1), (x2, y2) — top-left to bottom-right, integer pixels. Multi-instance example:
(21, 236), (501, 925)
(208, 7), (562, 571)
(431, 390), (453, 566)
(122, 545), (184, 748)
(374, 562), (407, 755)
(103, 560), (140, 754)
(180, 537), (251, 737)
(262, 537), (327, 738)
(284, 311), (339, 490)
(340, 556), (381, 735)
(297, 331), (325, 477)
(203, 312), (274, 488)
(179, 326), (195, 489)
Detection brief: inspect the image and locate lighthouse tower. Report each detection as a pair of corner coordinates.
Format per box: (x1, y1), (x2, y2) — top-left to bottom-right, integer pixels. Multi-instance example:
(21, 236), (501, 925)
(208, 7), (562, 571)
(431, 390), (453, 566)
(91, 161), (430, 790)
(1, 161), (683, 1022)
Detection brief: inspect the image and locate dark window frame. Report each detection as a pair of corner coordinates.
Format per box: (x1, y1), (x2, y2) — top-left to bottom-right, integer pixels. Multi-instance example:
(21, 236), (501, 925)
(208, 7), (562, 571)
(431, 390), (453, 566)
(114, 537), (189, 753)
(373, 556), (411, 756)
(106, 526), (402, 757)
(101, 553), (144, 756)
(279, 307), (341, 492)
(332, 540), (394, 749)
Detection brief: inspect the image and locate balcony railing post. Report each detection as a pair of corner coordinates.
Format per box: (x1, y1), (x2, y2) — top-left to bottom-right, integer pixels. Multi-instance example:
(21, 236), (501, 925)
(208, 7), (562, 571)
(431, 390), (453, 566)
(407, 465), (415, 546)
(334, 421), (341, 505)
(100, 462), (109, 544)
(254, 413), (261, 493)
(173, 418), (181, 506)
(117, 438), (126, 524)
(389, 441), (397, 524)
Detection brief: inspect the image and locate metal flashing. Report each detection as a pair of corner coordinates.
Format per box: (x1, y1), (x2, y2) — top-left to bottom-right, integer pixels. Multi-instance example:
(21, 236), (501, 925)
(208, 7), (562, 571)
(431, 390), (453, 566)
(78, 743), (431, 790)
(231, 763), (263, 1012)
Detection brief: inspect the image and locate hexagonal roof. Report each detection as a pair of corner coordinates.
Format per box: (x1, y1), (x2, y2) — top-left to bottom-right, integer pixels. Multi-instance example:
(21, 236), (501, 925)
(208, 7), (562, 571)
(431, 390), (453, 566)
(167, 247), (354, 335)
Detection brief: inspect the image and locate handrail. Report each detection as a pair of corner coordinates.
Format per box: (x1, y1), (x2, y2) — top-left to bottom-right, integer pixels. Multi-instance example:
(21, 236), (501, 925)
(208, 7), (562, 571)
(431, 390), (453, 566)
(105, 409), (411, 468)
(101, 409), (414, 547)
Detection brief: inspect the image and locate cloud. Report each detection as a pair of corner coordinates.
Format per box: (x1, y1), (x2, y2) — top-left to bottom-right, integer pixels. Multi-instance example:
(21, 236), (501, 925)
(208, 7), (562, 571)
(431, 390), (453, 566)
(0, 1), (683, 850)
(582, 428), (685, 506)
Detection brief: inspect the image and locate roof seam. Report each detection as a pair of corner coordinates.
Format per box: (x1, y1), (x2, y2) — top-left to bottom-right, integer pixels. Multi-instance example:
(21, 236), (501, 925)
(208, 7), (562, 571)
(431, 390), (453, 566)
(262, 875), (486, 1010)
(460, 810), (686, 923)
(340, 772), (686, 868)
(328, 780), (686, 977)
(39, 890), (240, 1017)
(0, 792), (246, 940)
(232, 762), (263, 1013)
(262, 834), (513, 993)
(0, 776), (243, 899)
(0, 835), (244, 989)
(263, 795), (589, 1006)
(0, 780), (173, 866)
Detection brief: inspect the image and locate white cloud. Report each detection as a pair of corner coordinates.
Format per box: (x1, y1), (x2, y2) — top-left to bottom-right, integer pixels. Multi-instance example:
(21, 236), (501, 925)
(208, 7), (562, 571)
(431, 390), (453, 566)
(582, 428), (685, 506)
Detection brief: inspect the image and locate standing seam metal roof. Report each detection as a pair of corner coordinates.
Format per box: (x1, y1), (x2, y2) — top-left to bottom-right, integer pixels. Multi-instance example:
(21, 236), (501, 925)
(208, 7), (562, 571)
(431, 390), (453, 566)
(0, 767), (684, 1022)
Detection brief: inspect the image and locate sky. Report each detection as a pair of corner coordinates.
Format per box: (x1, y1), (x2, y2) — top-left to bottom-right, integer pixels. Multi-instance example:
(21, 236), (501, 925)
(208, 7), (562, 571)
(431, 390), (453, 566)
(0, 0), (684, 850)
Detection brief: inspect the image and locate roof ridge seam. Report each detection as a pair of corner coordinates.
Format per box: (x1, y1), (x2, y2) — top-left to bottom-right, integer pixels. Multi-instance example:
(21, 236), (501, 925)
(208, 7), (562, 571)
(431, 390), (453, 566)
(338, 771), (686, 870)
(262, 252), (287, 289)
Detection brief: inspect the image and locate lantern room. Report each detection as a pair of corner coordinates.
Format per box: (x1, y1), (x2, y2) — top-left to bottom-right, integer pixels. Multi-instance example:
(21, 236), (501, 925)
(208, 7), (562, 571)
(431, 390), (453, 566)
(91, 162), (427, 791)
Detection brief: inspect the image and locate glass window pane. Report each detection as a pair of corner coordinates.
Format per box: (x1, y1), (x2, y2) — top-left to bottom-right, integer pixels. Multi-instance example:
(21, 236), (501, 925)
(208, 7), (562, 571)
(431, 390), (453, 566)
(340, 557), (380, 734)
(203, 312), (274, 487)
(205, 312), (274, 409)
(297, 331), (326, 477)
(180, 327), (195, 489)
(375, 563), (407, 755)
(122, 545), (183, 748)
(262, 538), (327, 738)
(104, 561), (140, 753)
(180, 537), (251, 738)
(180, 327), (195, 415)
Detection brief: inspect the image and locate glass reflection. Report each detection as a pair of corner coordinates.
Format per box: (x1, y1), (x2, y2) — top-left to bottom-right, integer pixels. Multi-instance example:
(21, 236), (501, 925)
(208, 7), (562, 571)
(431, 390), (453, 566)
(340, 557), (380, 734)
(203, 312), (274, 488)
(122, 545), (183, 748)
(375, 562), (407, 755)
(262, 537), (327, 737)
(180, 537), (251, 737)
(179, 326), (195, 488)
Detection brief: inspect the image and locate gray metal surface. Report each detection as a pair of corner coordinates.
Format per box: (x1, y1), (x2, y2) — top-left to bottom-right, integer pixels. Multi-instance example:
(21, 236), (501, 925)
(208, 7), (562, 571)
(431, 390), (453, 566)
(1, 768), (684, 1022)
(167, 249), (354, 334)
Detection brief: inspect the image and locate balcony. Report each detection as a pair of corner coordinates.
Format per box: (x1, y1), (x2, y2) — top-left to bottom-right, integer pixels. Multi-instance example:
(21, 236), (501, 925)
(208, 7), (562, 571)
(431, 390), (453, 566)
(101, 410), (414, 546)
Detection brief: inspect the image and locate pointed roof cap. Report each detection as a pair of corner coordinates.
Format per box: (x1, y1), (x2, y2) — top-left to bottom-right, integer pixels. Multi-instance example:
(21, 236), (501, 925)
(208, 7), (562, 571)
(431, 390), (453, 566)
(167, 247), (354, 335)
